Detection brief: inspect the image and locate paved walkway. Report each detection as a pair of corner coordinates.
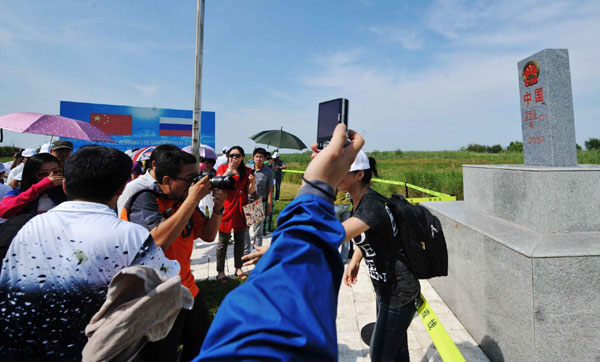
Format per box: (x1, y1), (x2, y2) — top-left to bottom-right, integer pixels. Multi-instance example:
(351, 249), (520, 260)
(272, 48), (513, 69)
(190, 234), (490, 362)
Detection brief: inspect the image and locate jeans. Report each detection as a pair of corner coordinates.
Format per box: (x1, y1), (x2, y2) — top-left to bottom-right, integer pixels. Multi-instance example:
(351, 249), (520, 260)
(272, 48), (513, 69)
(244, 200), (268, 254)
(244, 228), (251, 255)
(274, 177), (282, 201)
(264, 207), (273, 233)
(252, 200), (268, 247)
(216, 230), (246, 272)
(334, 204), (352, 261)
(370, 294), (416, 362)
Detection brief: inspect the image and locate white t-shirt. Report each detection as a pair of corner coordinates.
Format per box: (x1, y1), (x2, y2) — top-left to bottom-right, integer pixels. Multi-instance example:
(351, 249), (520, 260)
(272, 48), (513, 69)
(117, 170), (157, 217)
(215, 154), (228, 169)
(0, 201), (179, 358)
(6, 163), (23, 184)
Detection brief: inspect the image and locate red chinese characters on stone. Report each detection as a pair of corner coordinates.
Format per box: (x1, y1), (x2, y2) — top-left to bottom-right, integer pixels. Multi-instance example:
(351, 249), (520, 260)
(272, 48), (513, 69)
(524, 92), (532, 106)
(524, 111), (547, 128)
(535, 88), (544, 103)
(525, 110), (538, 122)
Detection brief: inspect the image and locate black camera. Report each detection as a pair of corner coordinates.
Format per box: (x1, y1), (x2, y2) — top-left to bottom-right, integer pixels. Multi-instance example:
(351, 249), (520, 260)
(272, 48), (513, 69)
(194, 171), (236, 190)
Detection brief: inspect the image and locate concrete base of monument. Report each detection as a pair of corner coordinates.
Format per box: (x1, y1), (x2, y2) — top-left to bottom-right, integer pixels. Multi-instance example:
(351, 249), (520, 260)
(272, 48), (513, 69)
(463, 164), (600, 233)
(421, 200), (600, 362)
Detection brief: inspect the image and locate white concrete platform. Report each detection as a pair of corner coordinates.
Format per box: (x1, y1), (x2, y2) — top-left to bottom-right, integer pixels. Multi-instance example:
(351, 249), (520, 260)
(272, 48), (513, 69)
(190, 235), (489, 361)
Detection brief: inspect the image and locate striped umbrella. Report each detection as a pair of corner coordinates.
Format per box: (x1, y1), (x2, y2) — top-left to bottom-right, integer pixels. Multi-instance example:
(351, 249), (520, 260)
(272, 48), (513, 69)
(131, 146), (156, 162)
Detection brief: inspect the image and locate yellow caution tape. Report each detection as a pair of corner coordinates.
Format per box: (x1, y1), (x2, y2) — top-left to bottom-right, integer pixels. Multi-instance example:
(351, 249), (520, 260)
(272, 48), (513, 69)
(407, 196), (457, 204)
(282, 169), (304, 174)
(283, 170), (454, 200)
(372, 178), (452, 198)
(416, 293), (466, 362)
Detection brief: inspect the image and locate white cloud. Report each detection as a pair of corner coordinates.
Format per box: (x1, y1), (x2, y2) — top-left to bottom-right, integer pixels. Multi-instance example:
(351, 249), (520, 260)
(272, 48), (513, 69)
(127, 82), (159, 97)
(2, 0), (600, 152)
(283, 0), (600, 150)
(368, 26), (424, 50)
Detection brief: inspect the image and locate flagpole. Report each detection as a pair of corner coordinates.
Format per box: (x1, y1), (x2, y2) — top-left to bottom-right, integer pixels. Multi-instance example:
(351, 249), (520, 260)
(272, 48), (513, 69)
(191, 0), (205, 162)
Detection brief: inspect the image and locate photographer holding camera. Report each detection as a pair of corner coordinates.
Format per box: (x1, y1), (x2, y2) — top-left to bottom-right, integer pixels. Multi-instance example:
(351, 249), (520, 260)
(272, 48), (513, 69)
(122, 149), (225, 362)
(215, 146), (256, 283)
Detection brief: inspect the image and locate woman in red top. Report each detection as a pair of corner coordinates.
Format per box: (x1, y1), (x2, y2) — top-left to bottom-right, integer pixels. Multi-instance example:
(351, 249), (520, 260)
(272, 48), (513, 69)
(0, 153), (66, 218)
(216, 146), (255, 283)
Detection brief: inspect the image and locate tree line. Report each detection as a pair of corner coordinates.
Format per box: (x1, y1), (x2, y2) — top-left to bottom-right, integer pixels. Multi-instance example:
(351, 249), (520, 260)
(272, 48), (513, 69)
(462, 138), (600, 153)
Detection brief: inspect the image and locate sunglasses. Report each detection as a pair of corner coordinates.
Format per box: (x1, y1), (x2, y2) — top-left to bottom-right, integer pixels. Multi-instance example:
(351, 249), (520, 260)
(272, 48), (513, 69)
(36, 168), (63, 178)
(173, 173), (199, 184)
(229, 153), (243, 159)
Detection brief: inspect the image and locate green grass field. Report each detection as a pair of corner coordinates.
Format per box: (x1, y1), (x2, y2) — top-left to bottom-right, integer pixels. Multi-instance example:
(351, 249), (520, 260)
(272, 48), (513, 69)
(280, 149), (600, 201)
(5, 149), (599, 210)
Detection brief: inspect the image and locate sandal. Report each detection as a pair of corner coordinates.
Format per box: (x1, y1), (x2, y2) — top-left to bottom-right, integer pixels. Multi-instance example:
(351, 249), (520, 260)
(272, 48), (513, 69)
(217, 275), (229, 284)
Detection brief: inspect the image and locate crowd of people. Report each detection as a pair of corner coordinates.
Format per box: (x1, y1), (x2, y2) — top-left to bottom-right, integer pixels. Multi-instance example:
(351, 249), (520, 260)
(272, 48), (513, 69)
(0, 125), (419, 361)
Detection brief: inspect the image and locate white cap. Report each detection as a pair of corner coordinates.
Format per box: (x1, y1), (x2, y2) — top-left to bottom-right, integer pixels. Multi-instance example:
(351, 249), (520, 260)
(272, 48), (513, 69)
(39, 143), (50, 153)
(222, 146), (229, 153)
(272, 152), (280, 158)
(22, 149), (37, 158)
(349, 151), (370, 172)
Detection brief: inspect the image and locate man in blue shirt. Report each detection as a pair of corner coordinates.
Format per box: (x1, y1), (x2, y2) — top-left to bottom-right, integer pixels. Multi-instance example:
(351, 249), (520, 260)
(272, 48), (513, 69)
(195, 124), (364, 361)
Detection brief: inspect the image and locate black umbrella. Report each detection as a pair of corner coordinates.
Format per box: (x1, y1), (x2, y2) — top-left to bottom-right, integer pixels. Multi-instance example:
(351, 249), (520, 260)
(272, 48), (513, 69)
(249, 127), (307, 150)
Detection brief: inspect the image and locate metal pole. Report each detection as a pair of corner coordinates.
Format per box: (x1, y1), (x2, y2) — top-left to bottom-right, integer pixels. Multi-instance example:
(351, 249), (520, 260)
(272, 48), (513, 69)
(191, 0), (205, 162)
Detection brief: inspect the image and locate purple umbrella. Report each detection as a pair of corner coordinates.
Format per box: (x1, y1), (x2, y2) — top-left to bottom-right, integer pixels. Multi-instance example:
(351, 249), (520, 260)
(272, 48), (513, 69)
(182, 144), (217, 159)
(0, 112), (115, 143)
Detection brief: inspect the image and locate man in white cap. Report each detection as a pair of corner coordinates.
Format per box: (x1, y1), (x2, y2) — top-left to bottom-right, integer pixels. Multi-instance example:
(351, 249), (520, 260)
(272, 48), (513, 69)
(214, 146), (229, 169)
(7, 149), (37, 187)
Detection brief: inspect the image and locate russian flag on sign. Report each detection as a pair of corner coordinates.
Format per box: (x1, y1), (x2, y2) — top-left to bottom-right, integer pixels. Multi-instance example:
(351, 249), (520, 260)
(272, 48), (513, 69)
(159, 117), (193, 136)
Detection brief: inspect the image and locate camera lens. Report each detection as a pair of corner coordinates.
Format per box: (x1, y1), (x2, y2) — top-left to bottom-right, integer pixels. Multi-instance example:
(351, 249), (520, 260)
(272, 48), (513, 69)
(210, 175), (236, 190)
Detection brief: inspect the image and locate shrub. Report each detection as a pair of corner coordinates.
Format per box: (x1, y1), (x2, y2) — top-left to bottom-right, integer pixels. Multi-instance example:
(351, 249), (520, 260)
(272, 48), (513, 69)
(585, 138), (600, 150)
(0, 146), (21, 157)
(466, 144), (502, 153)
(466, 144), (488, 153)
(489, 144), (502, 153)
(507, 141), (523, 152)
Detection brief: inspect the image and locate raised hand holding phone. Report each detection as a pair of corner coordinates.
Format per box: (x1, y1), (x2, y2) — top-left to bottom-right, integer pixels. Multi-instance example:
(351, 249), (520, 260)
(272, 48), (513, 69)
(317, 98), (349, 150)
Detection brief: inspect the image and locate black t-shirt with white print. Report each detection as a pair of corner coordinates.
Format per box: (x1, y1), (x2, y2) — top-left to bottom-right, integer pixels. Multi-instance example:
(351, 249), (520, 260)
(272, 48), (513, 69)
(352, 188), (420, 306)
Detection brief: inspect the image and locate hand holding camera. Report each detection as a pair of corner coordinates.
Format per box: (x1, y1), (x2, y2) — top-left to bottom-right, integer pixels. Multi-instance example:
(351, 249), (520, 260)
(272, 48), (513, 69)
(212, 188), (226, 211)
(317, 98), (349, 150)
(306, 124), (364, 190)
(194, 171), (236, 190)
(188, 175), (213, 202)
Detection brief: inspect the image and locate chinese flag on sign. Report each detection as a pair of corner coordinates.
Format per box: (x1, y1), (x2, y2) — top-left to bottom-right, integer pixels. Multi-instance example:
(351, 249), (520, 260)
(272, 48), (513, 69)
(90, 113), (132, 135)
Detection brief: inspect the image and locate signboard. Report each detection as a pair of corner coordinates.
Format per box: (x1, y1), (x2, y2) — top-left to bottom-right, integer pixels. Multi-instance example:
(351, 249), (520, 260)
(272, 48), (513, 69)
(59, 101), (215, 151)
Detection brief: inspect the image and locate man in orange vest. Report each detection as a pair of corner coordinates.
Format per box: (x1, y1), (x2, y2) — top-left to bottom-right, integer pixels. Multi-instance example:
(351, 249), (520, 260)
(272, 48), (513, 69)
(122, 149), (225, 362)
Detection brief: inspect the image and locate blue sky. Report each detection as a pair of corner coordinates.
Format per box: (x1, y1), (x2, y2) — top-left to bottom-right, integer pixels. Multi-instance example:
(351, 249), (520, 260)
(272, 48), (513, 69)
(2, 0), (600, 153)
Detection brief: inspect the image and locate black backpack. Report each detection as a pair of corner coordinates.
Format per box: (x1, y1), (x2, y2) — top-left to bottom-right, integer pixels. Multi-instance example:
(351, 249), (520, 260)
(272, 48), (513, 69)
(381, 193), (448, 279)
(0, 213), (36, 268)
